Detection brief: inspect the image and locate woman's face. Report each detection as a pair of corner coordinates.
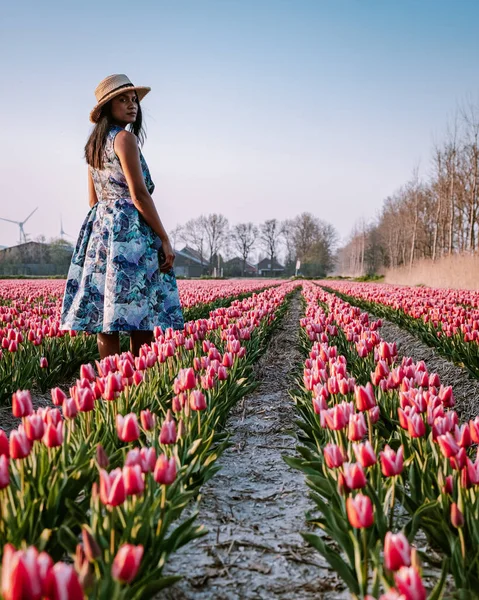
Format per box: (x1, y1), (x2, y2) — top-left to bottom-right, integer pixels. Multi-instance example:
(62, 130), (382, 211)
(110, 90), (139, 125)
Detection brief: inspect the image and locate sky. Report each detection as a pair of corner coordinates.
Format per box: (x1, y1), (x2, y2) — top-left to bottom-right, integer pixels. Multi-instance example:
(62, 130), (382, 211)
(0, 0), (478, 251)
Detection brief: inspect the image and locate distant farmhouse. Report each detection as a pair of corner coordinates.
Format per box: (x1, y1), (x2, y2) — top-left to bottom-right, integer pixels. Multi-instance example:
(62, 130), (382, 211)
(223, 257), (258, 277)
(257, 257), (285, 277)
(174, 246), (208, 278)
(0, 241), (73, 276)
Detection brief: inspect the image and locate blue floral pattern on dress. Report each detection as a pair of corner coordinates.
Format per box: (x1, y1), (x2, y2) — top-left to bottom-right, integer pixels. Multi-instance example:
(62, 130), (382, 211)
(60, 125), (184, 333)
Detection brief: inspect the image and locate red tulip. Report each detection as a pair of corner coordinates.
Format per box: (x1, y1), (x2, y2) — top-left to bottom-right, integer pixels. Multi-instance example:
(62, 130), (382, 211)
(140, 409), (155, 431)
(12, 390), (33, 417)
(394, 566), (427, 600)
(9, 429), (32, 459)
(112, 544), (144, 584)
(80, 363), (96, 381)
(45, 563), (84, 600)
(323, 443), (345, 469)
(116, 413), (140, 443)
(178, 367), (196, 391)
(39, 356), (48, 369)
(75, 387), (95, 412)
(354, 383), (376, 412)
(99, 468), (126, 507)
(0, 455), (10, 489)
(346, 494), (374, 529)
(406, 413), (426, 438)
(0, 430), (9, 457)
(159, 419), (177, 445)
(1, 544), (43, 600)
(189, 390), (207, 411)
(437, 432), (460, 458)
(42, 422), (63, 448)
(343, 462), (367, 490)
(380, 445), (404, 477)
(123, 465), (145, 496)
(348, 413), (367, 441)
(384, 531), (411, 571)
(454, 424), (472, 448)
(25, 415), (45, 442)
(154, 454), (177, 485)
(44, 408), (62, 427)
(353, 441), (377, 468)
(50, 387), (67, 406)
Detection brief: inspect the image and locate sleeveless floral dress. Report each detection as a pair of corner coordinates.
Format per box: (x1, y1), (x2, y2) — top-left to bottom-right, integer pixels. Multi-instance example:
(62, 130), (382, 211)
(60, 125), (184, 333)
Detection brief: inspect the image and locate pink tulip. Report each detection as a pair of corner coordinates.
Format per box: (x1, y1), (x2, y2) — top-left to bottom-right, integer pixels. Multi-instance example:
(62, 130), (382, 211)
(154, 454), (177, 485)
(116, 413), (140, 443)
(25, 415), (45, 442)
(323, 443), (345, 469)
(1, 544), (43, 600)
(406, 413), (426, 438)
(96, 444), (110, 469)
(50, 387), (67, 406)
(139, 447), (156, 473)
(0, 430), (9, 457)
(75, 386), (95, 412)
(159, 419), (177, 445)
(39, 357), (48, 369)
(112, 544), (144, 584)
(45, 563), (84, 600)
(394, 566), (427, 600)
(178, 368), (196, 391)
(80, 363), (96, 381)
(354, 383), (376, 412)
(353, 441), (377, 468)
(380, 445), (404, 477)
(9, 429), (32, 459)
(140, 409), (155, 431)
(123, 465), (145, 496)
(451, 502), (464, 528)
(346, 494), (374, 529)
(62, 397), (78, 420)
(0, 455), (10, 489)
(189, 390), (207, 411)
(384, 531), (411, 571)
(454, 424), (472, 448)
(437, 432), (460, 458)
(43, 422), (63, 448)
(12, 390), (33, 417)
(99, 468), (126, 507)
(348, 413), (367, 441)
(342, 462), (367, 490)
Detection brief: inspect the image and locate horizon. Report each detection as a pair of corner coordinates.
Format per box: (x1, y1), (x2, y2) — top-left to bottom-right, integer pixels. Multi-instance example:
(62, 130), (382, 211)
(1, 0), (478, 250)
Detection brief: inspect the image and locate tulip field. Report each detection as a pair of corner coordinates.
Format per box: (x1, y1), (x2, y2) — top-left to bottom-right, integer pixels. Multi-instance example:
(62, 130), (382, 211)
(1, 277), (479, 599)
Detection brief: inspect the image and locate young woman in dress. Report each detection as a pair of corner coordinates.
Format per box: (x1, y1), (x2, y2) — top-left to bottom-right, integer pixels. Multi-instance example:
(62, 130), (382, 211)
(60, 74), (184, 358)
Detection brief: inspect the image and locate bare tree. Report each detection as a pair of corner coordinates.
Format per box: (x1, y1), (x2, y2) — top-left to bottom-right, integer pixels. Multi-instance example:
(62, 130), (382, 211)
(169, 224), (183, 250)
(260, 219), (281, 270)
(180, 217), (206, 265)
(202, 214), (229, 273)
(231, 222), (258, 276)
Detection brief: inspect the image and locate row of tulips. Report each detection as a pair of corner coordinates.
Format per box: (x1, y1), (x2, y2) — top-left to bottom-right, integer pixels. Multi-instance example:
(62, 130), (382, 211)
(288, 282), (479, 599)
(0, 282), (298, 598)
(322, 280), (479, 379)
(0, 278), (280, 402)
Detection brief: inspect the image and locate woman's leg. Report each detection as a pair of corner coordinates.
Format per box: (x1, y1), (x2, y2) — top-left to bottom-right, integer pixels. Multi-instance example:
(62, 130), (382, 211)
(97, 332), (120, 359)
(130, 330), (154, 357)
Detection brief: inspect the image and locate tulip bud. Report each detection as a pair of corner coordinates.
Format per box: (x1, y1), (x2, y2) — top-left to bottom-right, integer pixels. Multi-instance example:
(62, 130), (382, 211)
(140, 409), (155, 431)
(451, 502), (464, 528)
(82, 528), (102, 561)
(0, 455), (10, 489)
(99, 468), (126, 507)
(96, 444), (110, 469)
(39, 356), (48, 369)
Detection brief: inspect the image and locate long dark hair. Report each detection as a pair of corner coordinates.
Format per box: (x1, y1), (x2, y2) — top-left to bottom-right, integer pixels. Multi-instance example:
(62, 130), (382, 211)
(84, 101), (146, 169)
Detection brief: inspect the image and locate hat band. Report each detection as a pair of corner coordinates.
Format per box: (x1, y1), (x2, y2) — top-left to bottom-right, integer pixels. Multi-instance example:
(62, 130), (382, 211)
(97, 82), (134, 103)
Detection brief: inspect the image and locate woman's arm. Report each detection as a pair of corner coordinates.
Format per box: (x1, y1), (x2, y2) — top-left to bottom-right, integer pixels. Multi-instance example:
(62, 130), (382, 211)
(114, 130), (175, 272)
(88, 169), (99, 208)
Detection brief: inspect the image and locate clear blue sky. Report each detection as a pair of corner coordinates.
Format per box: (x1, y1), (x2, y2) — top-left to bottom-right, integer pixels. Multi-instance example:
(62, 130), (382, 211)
(0, 0), (478, 251)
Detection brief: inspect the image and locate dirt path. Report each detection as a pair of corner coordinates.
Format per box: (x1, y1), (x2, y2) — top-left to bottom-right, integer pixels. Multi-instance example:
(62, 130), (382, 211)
(160, 294), (346, 600)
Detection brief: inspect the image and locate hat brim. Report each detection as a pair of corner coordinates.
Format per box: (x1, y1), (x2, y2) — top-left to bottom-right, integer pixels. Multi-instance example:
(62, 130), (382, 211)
(89, 86), (151, 123)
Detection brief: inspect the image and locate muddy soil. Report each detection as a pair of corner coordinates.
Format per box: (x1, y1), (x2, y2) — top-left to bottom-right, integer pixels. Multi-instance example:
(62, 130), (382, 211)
(160, 294), (347, 600)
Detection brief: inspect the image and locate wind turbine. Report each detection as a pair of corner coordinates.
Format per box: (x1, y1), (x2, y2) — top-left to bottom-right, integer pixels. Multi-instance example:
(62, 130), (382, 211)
(60, 214), (72, 240)
(0, 208), (38, 245)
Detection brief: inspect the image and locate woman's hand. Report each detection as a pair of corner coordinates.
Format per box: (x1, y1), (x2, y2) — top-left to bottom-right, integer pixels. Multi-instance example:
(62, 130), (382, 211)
(160, 239), (175, 273)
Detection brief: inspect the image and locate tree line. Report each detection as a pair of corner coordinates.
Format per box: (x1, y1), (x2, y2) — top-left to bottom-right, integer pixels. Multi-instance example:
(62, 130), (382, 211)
(338, 99), (479, 275)
(170, 213), (338, 277)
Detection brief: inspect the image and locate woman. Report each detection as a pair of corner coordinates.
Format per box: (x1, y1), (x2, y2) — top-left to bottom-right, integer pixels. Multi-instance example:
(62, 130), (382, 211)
(60, 74), (184, 358)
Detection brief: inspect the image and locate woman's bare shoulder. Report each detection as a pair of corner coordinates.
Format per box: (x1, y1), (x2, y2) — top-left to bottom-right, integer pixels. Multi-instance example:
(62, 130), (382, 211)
(114, 130), (138, 154)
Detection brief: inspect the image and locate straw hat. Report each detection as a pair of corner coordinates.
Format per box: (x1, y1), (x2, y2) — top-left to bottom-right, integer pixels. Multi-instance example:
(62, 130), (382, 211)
(89, 74), (151, 123)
